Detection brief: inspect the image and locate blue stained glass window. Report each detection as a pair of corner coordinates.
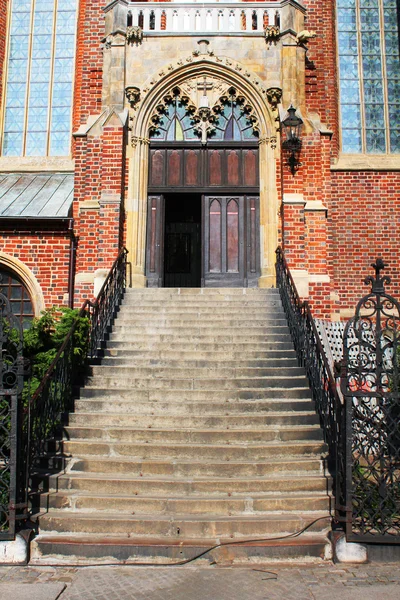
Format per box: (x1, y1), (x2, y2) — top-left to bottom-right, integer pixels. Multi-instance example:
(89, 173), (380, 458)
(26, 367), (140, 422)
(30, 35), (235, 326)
(337, 0), (400, 154)
(2, 0), (77, 157)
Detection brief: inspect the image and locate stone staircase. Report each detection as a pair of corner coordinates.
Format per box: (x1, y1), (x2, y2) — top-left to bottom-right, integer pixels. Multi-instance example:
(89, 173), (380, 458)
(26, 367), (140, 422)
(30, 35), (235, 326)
(31, 288), (332, 564)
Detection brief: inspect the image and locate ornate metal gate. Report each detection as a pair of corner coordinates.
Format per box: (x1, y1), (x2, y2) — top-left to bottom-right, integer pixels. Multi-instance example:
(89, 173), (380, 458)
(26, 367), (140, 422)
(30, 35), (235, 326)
(0, 281), (24, 540)
(340, 259), (400, 543)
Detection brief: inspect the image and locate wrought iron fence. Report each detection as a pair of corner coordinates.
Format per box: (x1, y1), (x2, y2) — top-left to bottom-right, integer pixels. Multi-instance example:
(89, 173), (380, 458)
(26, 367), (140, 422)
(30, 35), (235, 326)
(27, 248), (128, 514)
(340, 259), (400, 543)
(0, 284), (25, 540)
(275, 247), (345, 520)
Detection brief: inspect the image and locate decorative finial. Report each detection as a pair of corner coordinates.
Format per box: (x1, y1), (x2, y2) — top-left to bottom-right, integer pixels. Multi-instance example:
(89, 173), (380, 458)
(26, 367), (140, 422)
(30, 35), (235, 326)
(364, 257), (391, 293)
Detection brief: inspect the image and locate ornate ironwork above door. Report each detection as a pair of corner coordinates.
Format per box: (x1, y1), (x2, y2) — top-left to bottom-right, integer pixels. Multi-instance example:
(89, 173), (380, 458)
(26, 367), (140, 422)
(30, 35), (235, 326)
(340, 258), (400, 543)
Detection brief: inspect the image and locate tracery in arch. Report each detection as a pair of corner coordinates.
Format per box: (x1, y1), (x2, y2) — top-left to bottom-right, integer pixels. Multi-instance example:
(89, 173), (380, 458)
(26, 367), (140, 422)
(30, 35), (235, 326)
(148, 84), (259, 142)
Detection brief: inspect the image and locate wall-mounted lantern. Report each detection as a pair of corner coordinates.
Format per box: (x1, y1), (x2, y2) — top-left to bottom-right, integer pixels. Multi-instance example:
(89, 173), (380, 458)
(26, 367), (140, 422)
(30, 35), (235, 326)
(281, 105), (303, 175)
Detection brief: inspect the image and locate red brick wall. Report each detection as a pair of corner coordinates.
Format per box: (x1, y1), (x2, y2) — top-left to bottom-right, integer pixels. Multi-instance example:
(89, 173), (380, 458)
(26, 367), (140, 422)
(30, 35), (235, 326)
(303, 0), (340, 157)
(0, 225), (71, 308)
(331, 171), (400, 312)
(74, 0), (104, 128)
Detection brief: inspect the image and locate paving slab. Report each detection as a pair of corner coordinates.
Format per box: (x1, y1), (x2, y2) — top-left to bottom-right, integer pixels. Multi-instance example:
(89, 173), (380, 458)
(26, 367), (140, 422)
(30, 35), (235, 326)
(312, 585), (400, 599)
(62, 567), (312, 600)
(0, 583), (66, 600)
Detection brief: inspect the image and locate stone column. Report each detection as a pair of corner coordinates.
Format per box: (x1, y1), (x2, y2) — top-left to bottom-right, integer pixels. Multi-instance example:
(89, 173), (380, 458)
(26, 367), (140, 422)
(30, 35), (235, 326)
(126, 136), (149, 287)
(258, 136), (279, 288)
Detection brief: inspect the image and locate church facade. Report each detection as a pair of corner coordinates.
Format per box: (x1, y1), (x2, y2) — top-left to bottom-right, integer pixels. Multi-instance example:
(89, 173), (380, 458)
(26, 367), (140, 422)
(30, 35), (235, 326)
(0, 0), (399, 322)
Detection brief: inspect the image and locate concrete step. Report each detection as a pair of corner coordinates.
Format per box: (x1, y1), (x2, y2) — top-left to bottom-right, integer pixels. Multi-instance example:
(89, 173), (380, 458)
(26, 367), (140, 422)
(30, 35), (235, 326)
(53, 473), (328, 496)
(109, 333), (292, 344)
(103, 348), (297, 360)
(46, 492), (331, 515)
(30, 533), (330, 565)
(83, 376), (309, 391)
(64, 425), (323, 444)
(68, 411), (319, 428)
(68, 457), (324, 477)
(113, 322), (289, 332)
(75, 398), (314, 416)
(89, 365), (306, 379)
(99, 357), (299, 368)
(61, 440), (327, 460)
(116, 310), (287, 320)
(104, 344), (296, 356)
(36, 511), (331, 537)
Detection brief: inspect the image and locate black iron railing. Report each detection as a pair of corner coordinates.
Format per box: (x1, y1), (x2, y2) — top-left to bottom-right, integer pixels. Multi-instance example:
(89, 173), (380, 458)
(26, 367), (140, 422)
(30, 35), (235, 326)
(28, 248), (128, 493)
(0, 287), (25, 540)
(276, 247), (345, 520)
(340, 259), (400, 543)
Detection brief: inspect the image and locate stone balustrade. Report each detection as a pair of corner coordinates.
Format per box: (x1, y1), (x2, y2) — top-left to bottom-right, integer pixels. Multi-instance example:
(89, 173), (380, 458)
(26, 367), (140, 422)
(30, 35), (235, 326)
(127, 3), (281, 34)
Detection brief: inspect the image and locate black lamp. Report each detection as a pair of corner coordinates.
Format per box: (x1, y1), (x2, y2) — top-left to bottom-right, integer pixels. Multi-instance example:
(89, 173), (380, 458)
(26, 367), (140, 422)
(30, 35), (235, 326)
(281, 105), (303, 175)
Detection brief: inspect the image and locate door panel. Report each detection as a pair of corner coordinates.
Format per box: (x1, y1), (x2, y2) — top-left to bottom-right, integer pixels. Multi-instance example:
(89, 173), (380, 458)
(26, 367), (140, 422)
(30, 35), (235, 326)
(203, 195), (245, 287)
(246, 195), (260, 287)
(145, 194), (164, 287)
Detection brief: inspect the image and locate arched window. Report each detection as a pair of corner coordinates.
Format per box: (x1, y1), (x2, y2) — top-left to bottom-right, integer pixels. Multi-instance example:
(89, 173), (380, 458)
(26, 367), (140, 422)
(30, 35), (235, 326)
(150, 91), (198, 141)
(211, 89), (259, 141)
(0, 267), (34, 329)
(149, 86), (259, 142)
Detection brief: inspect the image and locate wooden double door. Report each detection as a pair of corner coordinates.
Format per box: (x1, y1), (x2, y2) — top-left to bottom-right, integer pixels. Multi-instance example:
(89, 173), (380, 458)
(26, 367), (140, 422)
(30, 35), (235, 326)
(146, 193), (260, 288)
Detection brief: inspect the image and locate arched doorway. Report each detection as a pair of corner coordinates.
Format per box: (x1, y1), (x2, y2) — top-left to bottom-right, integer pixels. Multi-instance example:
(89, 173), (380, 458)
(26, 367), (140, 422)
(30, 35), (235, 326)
(126, 59), (279, 289)
(145, 86), (260, 287)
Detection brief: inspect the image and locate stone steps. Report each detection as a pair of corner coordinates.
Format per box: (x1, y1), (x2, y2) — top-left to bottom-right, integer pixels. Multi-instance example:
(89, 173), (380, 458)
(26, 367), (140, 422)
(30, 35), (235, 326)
(51, 473), (329, 496)
(45, 492), (330, 515)
(68, 456), (323, 477)
(64, 425), (323, 444)
(36, 511), (330, 537)
(68, 412), (319, 428)
(61, 440), (327, 460)
(32, 287), (331, 565)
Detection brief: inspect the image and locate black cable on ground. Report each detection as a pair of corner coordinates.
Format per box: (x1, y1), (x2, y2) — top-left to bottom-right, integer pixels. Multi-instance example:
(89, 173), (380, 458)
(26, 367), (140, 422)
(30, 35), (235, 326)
(30, 514), (331, 569)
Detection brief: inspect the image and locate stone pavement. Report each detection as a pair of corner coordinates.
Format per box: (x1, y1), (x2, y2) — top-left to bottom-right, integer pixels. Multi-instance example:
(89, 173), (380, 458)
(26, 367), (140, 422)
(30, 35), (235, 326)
(0, 563), (400, 600)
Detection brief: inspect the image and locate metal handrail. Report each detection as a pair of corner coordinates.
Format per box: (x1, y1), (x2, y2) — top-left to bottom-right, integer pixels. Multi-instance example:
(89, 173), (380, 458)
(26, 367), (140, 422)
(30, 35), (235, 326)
(27, 247), (128, 483)
(275, 247), (345, 521)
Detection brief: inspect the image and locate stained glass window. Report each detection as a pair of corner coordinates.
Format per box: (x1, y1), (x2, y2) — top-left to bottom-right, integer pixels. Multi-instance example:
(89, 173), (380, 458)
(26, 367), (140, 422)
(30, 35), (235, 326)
(149, 89), (258, 142)
(2, 0), (78, 157)
(337, 0), (400, 154)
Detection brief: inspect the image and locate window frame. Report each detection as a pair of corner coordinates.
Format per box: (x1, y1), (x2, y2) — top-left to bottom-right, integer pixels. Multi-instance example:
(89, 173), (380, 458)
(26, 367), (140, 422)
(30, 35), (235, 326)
(0, 0), (79, 158)
(336, 0), (400, 155)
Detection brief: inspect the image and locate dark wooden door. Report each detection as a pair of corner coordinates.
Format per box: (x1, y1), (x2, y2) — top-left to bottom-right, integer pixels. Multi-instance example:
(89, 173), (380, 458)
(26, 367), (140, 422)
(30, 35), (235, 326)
(203, 195), (246, 287)
(145, 194), (164, 287)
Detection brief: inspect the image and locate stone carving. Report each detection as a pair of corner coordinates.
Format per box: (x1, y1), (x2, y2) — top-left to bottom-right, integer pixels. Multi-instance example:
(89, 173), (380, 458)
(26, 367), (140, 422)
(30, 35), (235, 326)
(126, 26), (143, 46)
(296, 30), (317, 45)
(265, 26), (280, 43)
(131, 135), (150, 148)
(103, 35), (113, 50)
(125, 86), (141, 109)
(266, 87), (282, 111)
(259, 136), (278, 149)
(193, 106), (215, 145)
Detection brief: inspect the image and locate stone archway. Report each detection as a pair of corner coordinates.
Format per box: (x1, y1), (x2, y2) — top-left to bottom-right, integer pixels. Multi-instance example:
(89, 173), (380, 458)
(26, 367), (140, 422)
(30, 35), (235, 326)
(126, 57), (280, 288)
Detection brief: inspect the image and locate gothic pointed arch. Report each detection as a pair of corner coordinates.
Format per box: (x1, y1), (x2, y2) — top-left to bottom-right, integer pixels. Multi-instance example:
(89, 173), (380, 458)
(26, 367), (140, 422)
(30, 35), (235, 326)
(131, 58), (277, 143)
